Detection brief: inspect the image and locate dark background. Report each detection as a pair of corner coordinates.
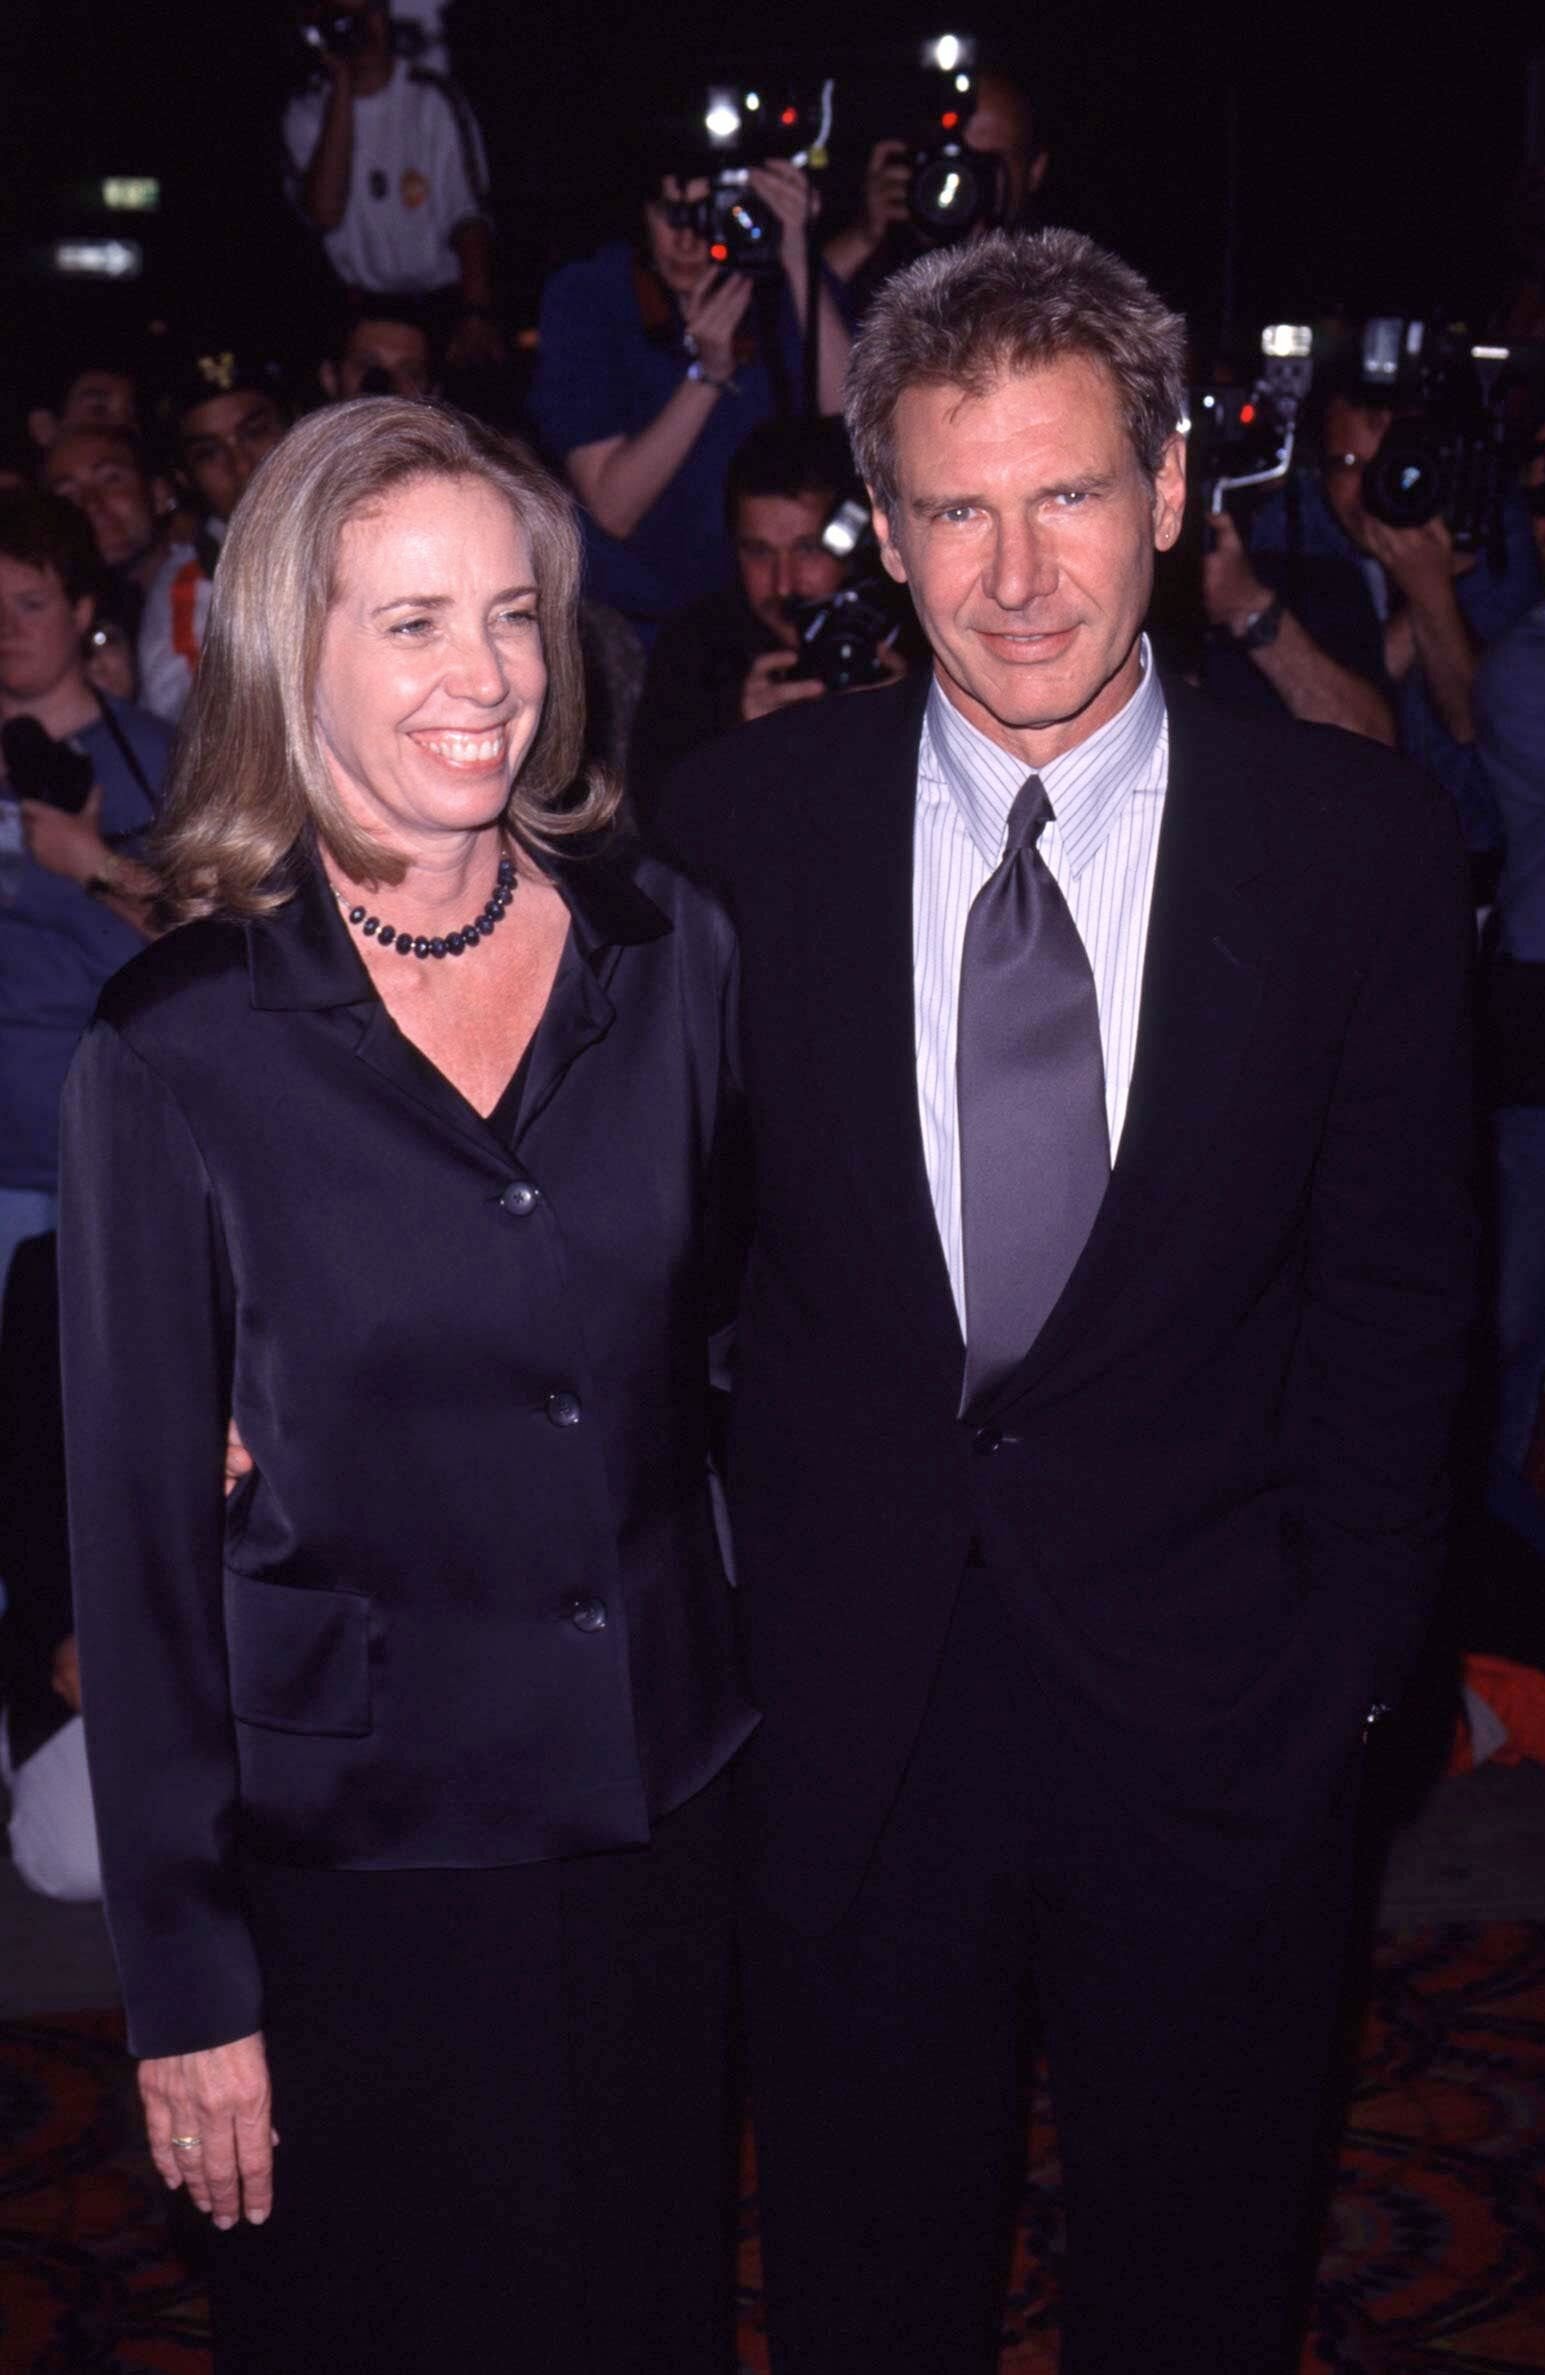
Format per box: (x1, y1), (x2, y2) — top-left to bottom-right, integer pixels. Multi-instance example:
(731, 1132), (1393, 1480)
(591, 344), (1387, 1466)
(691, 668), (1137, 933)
(0, 0), (1540, 390)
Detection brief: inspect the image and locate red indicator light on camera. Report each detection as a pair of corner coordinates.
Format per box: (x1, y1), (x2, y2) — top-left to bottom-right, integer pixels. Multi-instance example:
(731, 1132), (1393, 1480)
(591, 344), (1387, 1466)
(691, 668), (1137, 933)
(780, 106), (798, 125)
(941, 110), (960, 129)
(1239, 402), (1257, 424)
(710, 243), (729, 262)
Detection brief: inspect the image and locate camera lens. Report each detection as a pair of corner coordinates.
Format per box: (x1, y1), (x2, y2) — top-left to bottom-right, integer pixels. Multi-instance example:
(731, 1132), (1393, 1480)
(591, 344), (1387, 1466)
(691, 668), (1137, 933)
(1361, 422), (1446, 530)
(909, 153), (990, 235)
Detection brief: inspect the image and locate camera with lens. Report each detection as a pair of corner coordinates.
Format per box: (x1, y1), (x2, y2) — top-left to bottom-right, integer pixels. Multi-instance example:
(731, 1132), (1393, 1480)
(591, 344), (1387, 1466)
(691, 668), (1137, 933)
(303, 8), (375, 59)
(1355, 319), (1535, 562)
(905, 33), (1004, 243)
(692, 82), (832, 276)
(785, 496), (904, 691)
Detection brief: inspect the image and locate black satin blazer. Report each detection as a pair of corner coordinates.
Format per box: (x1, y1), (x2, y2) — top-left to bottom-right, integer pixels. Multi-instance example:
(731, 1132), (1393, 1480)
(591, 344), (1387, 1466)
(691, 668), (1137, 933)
(58, 844), (755, 2059)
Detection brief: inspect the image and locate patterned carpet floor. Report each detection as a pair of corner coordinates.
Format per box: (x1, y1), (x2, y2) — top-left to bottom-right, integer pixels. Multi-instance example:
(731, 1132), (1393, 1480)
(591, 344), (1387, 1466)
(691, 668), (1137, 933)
(3, 1925), (1542, 2372)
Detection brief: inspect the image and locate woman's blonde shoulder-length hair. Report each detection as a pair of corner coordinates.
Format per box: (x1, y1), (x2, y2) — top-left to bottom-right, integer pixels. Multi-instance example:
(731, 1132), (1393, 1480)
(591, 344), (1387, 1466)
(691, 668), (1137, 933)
(153, 396), (619, 920)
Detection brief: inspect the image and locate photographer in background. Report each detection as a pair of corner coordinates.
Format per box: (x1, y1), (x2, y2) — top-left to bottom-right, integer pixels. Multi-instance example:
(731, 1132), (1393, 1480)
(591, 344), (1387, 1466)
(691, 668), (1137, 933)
(531, 139), (851, 641)
(138, 348), (292, 723)
(318, 298), (436, 401)
(0, 492), (167, 1285)
(283, 0), (502, 368)
(629, 416), (905, 811)
(824, 67), (1049, 312)
(1203, 357), (1542, 846)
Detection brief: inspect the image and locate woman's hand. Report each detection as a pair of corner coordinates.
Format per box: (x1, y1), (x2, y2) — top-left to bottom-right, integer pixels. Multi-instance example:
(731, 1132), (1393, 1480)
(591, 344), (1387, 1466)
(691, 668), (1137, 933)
(140, 2030), (278, 2228)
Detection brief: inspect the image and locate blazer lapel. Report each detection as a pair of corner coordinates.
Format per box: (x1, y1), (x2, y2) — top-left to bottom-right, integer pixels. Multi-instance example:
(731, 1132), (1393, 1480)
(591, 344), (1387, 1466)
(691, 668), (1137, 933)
(803, 675), (965, 1374)
(976, 680), (1270, 1417)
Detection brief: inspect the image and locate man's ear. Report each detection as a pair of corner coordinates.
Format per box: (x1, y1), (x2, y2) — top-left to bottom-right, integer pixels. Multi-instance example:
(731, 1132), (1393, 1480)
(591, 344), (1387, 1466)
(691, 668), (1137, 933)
(72, 593), (97, 641)
(1027, 148), (1050, 197)
(28, 408), (59, 454)
(319, 360), (340, 402)
(1151, 433), (1187, 552)
(869, 492), (909, 586)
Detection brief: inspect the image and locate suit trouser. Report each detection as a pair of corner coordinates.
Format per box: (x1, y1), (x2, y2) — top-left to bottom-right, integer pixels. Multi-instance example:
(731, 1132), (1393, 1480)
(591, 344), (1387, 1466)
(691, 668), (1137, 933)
(741, 1572), (1361, 2375)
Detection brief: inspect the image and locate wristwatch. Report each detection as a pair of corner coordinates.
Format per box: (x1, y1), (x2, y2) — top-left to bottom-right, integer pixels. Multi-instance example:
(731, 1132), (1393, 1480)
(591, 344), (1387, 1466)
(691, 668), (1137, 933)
(1237, 593), (1286, 651)
(685, 358), (736, 392)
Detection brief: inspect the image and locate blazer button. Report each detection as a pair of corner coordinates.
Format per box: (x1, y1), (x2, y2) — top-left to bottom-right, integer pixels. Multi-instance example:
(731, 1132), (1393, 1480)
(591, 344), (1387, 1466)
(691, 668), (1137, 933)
(500, 1180), (539, 1216)
(546, 1390), (582, 1427)
(569, 1597), (607, 1633)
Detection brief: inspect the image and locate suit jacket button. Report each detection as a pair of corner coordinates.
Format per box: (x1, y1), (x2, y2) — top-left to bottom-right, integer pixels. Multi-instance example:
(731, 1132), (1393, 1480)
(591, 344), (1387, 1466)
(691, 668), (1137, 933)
(500, 1180), (539, 1215)
(569, 1597), (607, 1632)
(546, 1390), (582, 1427)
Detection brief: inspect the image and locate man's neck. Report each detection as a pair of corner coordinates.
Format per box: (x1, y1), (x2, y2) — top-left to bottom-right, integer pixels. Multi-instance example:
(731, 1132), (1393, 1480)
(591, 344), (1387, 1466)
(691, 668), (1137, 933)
(1, 679), (100, 741)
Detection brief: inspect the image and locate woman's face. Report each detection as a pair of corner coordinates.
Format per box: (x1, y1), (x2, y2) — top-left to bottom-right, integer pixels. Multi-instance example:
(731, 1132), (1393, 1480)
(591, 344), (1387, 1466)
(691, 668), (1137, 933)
(314, 473), (548, 861)
(0, 557), (91, 706)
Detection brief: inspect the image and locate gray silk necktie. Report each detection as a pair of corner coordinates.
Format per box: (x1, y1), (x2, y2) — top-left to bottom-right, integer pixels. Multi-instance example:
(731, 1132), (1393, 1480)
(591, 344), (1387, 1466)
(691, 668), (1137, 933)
(957, 773), (1110, 1407)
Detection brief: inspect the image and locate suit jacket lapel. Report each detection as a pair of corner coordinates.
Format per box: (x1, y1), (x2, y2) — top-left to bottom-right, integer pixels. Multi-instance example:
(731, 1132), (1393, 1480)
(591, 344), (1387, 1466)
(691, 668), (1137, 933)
(977, 680), (1270, 1417)
(805, 675), (965, 1374)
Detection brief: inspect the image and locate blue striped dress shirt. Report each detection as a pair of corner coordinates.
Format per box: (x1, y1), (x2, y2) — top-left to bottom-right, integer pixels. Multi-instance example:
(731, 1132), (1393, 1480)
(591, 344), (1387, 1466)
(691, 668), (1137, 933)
(913, 638), (1170, 1328)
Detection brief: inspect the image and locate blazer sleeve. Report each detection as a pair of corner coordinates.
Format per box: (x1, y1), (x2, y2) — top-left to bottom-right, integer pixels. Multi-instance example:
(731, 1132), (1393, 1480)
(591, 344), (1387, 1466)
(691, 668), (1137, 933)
(1293, 774), (1477, 1691)
(57, 1016), (261, 2059)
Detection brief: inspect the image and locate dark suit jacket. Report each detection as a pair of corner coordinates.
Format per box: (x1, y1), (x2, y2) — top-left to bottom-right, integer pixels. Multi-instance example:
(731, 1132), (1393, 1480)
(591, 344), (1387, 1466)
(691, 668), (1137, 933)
(57, 846), (755, 2058)
(656, 672), (1475, 1932)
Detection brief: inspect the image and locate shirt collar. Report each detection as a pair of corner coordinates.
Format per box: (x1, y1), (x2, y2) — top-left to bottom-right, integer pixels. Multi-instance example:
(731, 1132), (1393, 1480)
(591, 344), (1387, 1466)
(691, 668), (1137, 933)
(247, 833), (671, 1012)
(922, 634), (1167, 875)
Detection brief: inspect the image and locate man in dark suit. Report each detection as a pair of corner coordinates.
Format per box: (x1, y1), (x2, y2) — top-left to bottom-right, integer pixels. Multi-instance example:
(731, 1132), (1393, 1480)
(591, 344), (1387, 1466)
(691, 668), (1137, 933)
(657, 229), (1474, 2374)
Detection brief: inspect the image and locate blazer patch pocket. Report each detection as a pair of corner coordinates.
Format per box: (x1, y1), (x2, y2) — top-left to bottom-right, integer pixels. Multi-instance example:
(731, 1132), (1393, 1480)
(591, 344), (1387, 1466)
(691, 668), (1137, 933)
(224, 1572), (374, 1738)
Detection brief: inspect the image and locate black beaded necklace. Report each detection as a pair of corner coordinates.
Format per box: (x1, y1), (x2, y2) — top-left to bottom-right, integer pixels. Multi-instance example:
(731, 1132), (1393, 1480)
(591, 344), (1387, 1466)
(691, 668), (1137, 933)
(333, 852), (515, 960)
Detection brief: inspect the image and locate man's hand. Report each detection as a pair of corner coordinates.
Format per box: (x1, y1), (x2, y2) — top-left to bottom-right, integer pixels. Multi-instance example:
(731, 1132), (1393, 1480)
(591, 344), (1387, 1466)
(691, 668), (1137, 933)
(225, 1417), (254, 1496)
(1201, 508), (1274, 634)
(741, 649), (827, 725)
(51, 1633), (83, 1714)
(1362, 512), (1473, 605)
(140, 2031), (277, 2228)
(859, 139), (911, 246)
(681, 269), (753, 386)
(20, 784), (110, 888)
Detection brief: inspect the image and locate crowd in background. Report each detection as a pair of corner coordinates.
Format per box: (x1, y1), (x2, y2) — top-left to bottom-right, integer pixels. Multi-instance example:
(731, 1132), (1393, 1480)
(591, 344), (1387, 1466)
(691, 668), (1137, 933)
(2, 0), (1545, 1905)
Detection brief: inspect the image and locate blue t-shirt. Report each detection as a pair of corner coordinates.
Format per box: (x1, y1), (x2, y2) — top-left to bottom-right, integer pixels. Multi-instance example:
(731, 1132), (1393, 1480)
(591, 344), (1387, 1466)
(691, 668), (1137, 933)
(531, 242), (802, 633)
(0, 698), (172, 1192)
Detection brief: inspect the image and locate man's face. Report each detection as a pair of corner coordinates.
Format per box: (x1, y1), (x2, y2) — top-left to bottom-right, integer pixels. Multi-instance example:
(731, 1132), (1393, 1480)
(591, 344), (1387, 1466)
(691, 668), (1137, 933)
(45, 430), (162, 571)
(1320, 397), (1394, 553)
(964, 81), (1047, 223)
(645, 177), (712, 299)
(735, 491), (847, 647)
(179, 391), (288, 523)
(872, 354), (1184, 766)
(329, 319), (433, 401)
(0, 558), (91, 706)
(59, 369), (138, 436)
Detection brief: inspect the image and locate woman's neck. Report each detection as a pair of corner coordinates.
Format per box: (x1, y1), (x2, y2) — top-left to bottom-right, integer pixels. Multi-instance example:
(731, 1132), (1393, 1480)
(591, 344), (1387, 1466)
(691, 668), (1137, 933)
(329, 825), (513, 935)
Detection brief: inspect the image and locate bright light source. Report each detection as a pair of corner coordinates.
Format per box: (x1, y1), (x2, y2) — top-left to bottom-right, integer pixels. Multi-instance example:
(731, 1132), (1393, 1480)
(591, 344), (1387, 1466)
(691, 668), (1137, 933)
(954, 72), (971, 92)
(1261, 322), (1312, 359)
(705, 90), (741, 145)
(101, 177), (159, 212)
(53, 238), (142, 279)
(745, 91), (761, 110)
(937, 172), (960, 211)
(932, 33), (961, 69)
(1471, 343), (1509, 360)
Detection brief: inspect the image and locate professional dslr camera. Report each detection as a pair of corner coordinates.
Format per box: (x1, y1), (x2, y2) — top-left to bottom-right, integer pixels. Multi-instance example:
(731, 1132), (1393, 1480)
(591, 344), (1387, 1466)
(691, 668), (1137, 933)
(785, 497), (905, 691)
(1355, 319), (1541, 563)
(905, 34), (1003, 242)
(690, 81), (833, 275)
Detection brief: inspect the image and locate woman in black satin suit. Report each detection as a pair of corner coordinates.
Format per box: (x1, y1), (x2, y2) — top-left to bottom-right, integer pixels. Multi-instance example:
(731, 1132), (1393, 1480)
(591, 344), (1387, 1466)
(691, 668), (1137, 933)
(57, 398), (754, 2374)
